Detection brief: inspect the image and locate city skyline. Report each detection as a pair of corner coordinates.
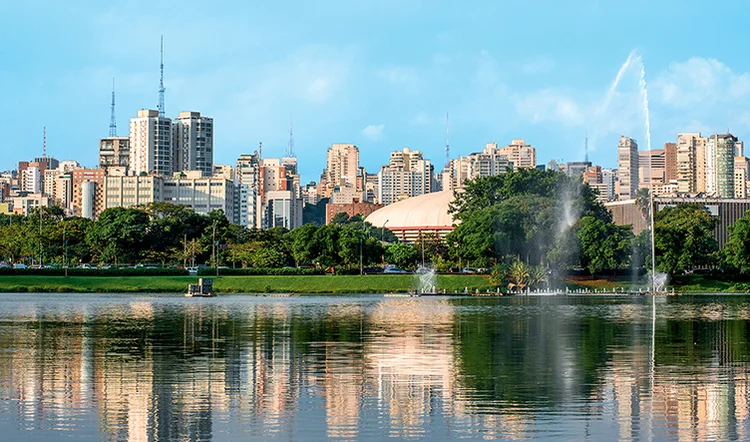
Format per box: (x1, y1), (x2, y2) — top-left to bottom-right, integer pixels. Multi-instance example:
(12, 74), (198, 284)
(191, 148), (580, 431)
(2, 1), (750, 183)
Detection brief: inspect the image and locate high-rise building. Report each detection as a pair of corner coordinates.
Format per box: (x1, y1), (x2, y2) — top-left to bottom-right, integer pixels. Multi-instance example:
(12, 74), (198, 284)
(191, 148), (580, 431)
(601, 168), (616, 201)
(129, 109), (173, 176)
(377, 148), (434, 206)
(664, 142), (678, 183)
(676, 133), (705, 194)
(713, 134), (737, 198)
(21, 165), (41, 193)
(173, 111), (214, 175)
(236, 152), (261, 229)
(617, 136), (639, 200)
(638, 149), (665, 189)
(498, 139), (537, 170)
(99, 137), (131, 172)
(71, 169), (106, 219)
(735, 157), (749, 198)
(321, 144), (361, 197)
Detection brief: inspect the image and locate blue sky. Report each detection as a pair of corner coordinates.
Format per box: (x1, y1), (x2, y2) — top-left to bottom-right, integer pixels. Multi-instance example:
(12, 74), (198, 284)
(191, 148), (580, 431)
(2, 0), (750, 182)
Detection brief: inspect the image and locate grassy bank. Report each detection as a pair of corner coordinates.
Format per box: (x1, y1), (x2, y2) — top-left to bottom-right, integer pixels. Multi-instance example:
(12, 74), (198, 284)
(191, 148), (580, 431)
(0, 274), (493, 294)
(565, 274), (750, 293)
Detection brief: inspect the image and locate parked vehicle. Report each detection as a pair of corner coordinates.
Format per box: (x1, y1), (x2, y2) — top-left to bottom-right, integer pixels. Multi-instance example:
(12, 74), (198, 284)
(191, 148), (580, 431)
(384, 267), (409, 274)
(363, 266), (384, 274)
(12, 264), (28, 269)
(462, 267), (477, 274)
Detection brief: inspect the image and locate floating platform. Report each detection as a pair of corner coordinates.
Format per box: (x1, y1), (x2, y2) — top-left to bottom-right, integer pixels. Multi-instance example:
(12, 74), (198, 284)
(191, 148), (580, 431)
(185, 278), (216, 298)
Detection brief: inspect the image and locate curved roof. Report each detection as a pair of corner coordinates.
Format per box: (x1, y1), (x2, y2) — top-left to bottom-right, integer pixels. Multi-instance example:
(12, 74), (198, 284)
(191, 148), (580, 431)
(365, 190), (457, 229)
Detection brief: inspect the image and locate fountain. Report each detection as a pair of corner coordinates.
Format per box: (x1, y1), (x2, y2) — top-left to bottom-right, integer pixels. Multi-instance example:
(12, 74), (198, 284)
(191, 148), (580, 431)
(415, 266), (438, 295)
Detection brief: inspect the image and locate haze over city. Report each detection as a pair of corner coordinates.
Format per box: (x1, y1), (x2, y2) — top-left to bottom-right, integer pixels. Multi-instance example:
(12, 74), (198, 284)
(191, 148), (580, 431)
(2, 0), (750, 182)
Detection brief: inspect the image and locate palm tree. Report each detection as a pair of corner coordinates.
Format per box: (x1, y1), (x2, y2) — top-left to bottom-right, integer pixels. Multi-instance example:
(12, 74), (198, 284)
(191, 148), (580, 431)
(507, 260), (530, 293)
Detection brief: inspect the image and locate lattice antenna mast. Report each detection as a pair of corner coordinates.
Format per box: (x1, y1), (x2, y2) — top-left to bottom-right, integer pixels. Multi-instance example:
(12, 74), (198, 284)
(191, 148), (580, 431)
(109, 78), (117, 136)
(444, 112), (450, 169)
(158, 35), (165, 117)
(287, 122), (295, 157)
(43, 127), (47, 157)
(584, 130), (589, 163)
(259, 141), (263, 161)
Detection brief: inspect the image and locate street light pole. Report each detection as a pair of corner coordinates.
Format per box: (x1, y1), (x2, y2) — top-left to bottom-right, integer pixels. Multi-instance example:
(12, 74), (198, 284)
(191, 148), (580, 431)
(381, 219), (389, 267)
(213, 222), (218, 278)
(63, 224), (68, 278)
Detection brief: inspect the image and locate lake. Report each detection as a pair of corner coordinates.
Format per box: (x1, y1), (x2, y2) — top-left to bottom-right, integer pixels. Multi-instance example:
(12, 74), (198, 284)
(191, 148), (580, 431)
(0, 293), (749, 441)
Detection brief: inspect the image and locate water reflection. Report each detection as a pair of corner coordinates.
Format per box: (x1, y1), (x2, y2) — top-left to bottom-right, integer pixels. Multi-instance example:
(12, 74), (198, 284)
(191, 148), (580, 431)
(0, 294), (749, 440)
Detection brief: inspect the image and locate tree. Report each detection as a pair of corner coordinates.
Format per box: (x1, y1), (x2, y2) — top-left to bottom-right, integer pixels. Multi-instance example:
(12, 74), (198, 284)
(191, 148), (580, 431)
(723, 210), (750, 273)
(86, 207), (150, 264)
(654, 203), (718, 274)
(385, 243), (418, 269)
(578, 216), (633, 276)
(330, 212), (351, 225)
(288, 223), (319, 267)
(303, 197), (329, 226)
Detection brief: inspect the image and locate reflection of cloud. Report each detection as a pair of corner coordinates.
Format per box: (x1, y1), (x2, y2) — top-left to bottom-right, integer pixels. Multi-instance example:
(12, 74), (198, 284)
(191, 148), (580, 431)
(362, 124), (385, 141)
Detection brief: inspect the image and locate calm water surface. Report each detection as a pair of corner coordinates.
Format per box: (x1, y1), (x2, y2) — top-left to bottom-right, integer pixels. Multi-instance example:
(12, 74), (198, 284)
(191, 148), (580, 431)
(0, 293), (749, 441)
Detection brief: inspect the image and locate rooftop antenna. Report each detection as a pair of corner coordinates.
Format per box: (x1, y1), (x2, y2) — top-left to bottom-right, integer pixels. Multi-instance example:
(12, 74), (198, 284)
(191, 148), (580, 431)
(158, 35), (165, 117)
(444, 112), (450, 169)
(287, 121), (295, 158)
(43, 127), (47, 158)
(109, 78), (117, 137)
(584, 130), (589, 163)
(259, 141), (263, 160)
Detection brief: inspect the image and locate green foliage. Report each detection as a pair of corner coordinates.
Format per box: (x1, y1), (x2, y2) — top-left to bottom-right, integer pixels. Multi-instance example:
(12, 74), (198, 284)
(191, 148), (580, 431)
(578, 216), (633, 275)
(654, 203), (718, 275)
(722, 210), (750, 273)
(385, 243), (418, 269)
(302, 197), (329, 226)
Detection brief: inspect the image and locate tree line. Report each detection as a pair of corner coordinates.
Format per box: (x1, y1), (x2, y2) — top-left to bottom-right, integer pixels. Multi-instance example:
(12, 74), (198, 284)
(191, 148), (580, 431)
(2, 169), (750, 283)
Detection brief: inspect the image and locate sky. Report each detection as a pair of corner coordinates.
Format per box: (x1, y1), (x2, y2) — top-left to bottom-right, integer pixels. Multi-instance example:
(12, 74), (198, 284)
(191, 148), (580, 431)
(2, 0), (750, 183)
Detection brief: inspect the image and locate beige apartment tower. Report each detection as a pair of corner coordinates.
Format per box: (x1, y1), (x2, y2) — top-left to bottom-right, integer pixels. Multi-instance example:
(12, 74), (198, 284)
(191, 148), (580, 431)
(321, 144), (361, 197)
(617, 136), (639, 200)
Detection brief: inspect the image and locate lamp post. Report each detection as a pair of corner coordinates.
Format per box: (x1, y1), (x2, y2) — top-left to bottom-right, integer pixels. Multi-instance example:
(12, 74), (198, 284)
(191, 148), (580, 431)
(381, 219), (389, 267)
(63, 224), (68, 278)
(213, 222), (219, 278)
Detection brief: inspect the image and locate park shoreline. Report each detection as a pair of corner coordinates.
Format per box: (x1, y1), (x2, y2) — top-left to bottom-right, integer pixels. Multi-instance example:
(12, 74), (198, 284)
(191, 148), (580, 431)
(0, 274), (746, 294)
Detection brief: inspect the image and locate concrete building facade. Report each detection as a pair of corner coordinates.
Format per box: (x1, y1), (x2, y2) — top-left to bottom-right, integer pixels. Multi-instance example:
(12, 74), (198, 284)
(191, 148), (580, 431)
(72, 169), (106, 219)
(129, 109), (173, 176)
(173, 111), (214, 175)
(99, 137), (131, 172)
(617, 136), (639, 200)
(377, 148), (433, 206)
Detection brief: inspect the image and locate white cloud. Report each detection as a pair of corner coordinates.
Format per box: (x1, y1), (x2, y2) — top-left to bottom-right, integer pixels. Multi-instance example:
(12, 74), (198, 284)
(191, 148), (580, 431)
(362, 124), (385, 140)
(514, 89), (586, 126)
(652, 57), (750, 108)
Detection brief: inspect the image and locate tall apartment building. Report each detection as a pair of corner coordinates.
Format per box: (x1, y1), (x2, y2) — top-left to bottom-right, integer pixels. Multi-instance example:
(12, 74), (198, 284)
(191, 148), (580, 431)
(320, 144), (361, 197)
(99, 137), (131, 172)
(377, 148), (434, 206)
(497, 139), (537, 170)
(676, 133), (705, 194)
(638, 149), (665, 189)
(664, 142), (678, 183)
(259, 158), (302, 229)
(71, 169), (106, 219)
(713, 134), (737, 198)
(567, 161), (592, 178)
(129, 109), (173, 176)
(236, 153), (261, 228)
(21, 166), (41, 193)
(601, 168), (616, 201)
(617, 136), (639, 200)
(173, 111), (214, 175)
(735, 157), (749, 198)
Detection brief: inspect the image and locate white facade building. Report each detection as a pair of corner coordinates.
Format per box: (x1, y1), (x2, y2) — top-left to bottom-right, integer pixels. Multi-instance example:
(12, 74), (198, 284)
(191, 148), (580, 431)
(129, 109), (174, 176)
(377, 148), (433, 206)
